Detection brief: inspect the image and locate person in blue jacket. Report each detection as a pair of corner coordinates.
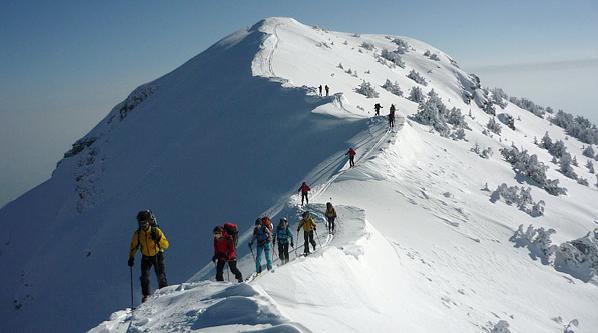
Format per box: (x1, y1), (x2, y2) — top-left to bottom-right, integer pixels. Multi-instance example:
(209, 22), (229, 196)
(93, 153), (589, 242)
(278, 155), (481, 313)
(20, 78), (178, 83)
(249, 219), (273, 273)
(273, 218), (294, 264)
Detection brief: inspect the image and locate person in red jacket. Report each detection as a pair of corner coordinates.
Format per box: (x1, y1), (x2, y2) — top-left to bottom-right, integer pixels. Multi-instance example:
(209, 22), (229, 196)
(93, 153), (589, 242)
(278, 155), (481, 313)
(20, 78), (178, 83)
(212, 226), (243, 282)
(345, 147), (356, 167)
(298, 181), (310, 206)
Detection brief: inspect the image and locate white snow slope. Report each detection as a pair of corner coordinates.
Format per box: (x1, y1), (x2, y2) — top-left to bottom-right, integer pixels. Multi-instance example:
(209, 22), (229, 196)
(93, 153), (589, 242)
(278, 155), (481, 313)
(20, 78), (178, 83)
(2, 17), (598, 332)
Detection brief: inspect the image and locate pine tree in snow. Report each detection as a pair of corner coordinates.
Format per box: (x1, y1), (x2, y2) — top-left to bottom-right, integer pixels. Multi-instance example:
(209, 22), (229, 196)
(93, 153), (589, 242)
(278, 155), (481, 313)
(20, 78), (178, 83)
(541, 132), (553, 150)
(577, 177), (589, 186)
(355, 81), (379, 98)
(423, 50), (431, 56)
(559, 153), (578, 180)
(587, 160), (595, 174)
(583, 145), (595, 158)
(447, 107), (469, 129)
(487, 117), (502, 135)
(548, 140), (567, 158)
(392, 38), (410, 54)
(381, 79), (403, 96)
(429, 53), (441, 61)
(510, 224), (557, 264)
(407, 69), (427, 86)
(360, 41), (375, 50)
(572, 155), (579, 167)
(380, 49), (406, 68)
(408, 86), (425, 103)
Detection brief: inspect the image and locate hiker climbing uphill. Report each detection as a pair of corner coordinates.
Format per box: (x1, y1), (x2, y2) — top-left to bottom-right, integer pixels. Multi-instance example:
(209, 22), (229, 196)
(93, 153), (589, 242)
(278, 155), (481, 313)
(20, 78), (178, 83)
(297, 211), (317, 255)
(298, 181), (311, 206)
(273, 218), (294, 264)
(389, 104), (396, 130)
(318, 84), (323, 96)
(325, 202), (337, 234)
(128, 210), (169, 303)
(345, 147), (356, 167)
(325, 84), (330, 96)
(374, 103), (383, 116)
(249, 218), (273, 273)
(212, 225), (243, 282)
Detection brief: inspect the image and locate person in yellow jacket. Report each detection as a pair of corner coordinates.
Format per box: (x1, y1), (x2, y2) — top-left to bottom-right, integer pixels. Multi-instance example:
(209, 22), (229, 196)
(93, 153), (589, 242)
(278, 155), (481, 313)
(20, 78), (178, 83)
(325, 202), (337, 234)
(128, 210), (169, 302)
(297, 211), (317, 255)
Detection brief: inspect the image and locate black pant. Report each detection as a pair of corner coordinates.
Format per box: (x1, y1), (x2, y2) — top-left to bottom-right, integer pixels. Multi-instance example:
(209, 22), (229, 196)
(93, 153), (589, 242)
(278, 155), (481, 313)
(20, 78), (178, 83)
(349, 156), (355, 167)
(278, 243), (290, 263)
(140, 252), (167, 297)
(303, 231), (316, 254)
(389, 116), (395, 128)
(301, 192), (309, 205)
(216, 259), (243, 282)
(327, 217), (336, 233)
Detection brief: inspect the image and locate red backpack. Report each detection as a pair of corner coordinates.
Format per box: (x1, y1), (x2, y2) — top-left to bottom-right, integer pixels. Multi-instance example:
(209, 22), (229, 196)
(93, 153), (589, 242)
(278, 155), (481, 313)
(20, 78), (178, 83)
(223, 222), (239, 247)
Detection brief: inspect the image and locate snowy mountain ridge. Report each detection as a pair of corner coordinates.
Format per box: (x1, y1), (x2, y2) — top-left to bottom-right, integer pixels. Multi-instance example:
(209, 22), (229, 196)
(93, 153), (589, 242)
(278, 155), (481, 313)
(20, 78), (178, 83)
(1, 17), (597, 332)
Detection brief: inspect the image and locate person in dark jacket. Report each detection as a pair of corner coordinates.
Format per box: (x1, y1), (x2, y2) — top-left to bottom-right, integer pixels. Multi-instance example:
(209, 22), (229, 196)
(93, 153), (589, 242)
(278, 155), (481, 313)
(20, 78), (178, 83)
(374, 103), (383, 116)
(318, 85), (323, 96)
(298, 181), (311, 206)
(389, 104), (396, 129)
(128, 210), (169, 302)
(325, 85), (330, 96)
(273, 218), (294, 264)
(345, 147), (356, 167)
(212, 226), (243, 282)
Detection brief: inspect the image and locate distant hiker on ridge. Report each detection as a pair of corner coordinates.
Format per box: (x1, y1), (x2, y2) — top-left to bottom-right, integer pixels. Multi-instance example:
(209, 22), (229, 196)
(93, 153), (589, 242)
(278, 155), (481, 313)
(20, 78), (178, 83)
(128, 210), (169, 303)
(273, 217), (294, 265)
(345, 147), (356, 168)
(325, 202), (337, 234)
(212, 225), (243, 282)
(374, 103), (383, 116)
(325, 85), (329, 96)
(298, 181), (311, 206)
(389, 104), (396, 130)
(318, 85), (323, 96)
(249, 217), (273, 273)
(297, 211), (317, 255)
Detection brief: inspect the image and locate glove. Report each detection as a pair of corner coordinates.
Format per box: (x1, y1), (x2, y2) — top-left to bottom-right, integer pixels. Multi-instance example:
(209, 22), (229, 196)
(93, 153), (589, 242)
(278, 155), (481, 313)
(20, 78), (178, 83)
(152, 229), (161, 243)
(212, 255), (217, 263)
(128, 257), (134, 267)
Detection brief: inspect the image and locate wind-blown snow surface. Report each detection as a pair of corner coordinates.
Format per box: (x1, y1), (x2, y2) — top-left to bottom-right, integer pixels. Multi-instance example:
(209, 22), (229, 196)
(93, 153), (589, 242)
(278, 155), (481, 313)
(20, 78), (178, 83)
(3, 17), (598, 332)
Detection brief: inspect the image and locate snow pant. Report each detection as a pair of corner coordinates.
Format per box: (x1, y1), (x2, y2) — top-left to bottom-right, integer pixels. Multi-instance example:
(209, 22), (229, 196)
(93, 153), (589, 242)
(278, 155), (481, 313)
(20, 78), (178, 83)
(325, 88), (329, 96)
(256, 242), (273, 273)
(216, 259), (243, 282)
(327, 216), (336, 233)
(140, 252), (167, 297)
(389, 116), (395, 128)
(349, 156), (355, 167)
(303, 231), (316, 254)
(277, 242), (290, 264)
(301, 192), (309, 205)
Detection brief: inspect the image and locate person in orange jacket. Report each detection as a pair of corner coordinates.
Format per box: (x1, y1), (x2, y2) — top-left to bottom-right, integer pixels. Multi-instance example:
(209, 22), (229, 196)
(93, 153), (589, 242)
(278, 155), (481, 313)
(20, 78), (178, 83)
(128, 210), (169, 302)
(298, 182), (311, 206)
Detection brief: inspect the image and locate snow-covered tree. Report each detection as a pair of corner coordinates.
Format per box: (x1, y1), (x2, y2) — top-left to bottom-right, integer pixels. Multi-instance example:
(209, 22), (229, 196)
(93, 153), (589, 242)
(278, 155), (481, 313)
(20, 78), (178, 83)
(509, 96), (545, 117)
(510, 224), (557, 264)
(531, 200), (545, 217)
(380, 49), (405, 68)
(355, 81), (379, 98)
(423, 50), (431, 56)
(429, 53), (441, 61)
(540, 132), (552, 149)
(487, 117), (502, 135)
(481, 147), (493, 159)
(551, 110), (598, 145)
(577, 177), (589, 186)
(360, 41), (375, 50)
(381, 79), (403, 96)
(408, 86), (425, 103)
(337, 62), (344, 69)
(548, 140), (567, 158)
(407, 69), (427, 86)
(572, 155), (579, 167)
(500, 146), (567, 195)
(392, 38), (410, 53)
(447, 107), (469, 129)
(586, 160), (595, 173)
(412, 97), (449, 136)
(490, 87), (509, 109)
(583, 145), (595, 158)
(554, 229), (598, 282)
(559, 153), (578, 179)
(491, 184), (543, 216)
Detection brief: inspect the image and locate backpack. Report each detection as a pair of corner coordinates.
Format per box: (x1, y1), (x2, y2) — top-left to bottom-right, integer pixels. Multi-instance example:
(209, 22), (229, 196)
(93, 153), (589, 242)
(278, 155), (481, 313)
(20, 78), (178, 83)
(255, 225), (271, 244)
(261, 216), (273, 234)
(223, 223), (239, 247)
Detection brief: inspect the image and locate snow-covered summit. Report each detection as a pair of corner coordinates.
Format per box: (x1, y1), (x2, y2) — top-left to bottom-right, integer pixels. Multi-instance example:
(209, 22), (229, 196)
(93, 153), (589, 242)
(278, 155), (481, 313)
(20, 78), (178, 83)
(2, 17), (598, 332)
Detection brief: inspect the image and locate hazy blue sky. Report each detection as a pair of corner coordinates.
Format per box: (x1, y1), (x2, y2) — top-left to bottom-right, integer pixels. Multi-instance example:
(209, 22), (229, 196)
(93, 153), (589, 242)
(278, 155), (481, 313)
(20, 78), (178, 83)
(1, 0), (597, 207)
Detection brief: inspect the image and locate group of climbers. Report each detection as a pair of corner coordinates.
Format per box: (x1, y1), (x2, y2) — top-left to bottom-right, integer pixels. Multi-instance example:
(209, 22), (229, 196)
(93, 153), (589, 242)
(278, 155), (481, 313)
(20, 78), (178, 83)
(374, 103), (398, 130)
(318, 84), (330, 96)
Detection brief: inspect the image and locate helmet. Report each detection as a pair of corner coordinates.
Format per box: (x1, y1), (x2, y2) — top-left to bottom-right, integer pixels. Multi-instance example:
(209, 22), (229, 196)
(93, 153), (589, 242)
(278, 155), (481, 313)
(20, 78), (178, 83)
(280, 217), (288, 224)
(136, 210), (154, 223)
(255, 218), (262, 225)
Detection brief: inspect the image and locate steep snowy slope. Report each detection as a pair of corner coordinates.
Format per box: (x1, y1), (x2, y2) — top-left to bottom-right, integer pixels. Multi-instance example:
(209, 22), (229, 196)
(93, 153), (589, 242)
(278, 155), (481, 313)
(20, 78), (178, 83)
(5, 17), (598, 332)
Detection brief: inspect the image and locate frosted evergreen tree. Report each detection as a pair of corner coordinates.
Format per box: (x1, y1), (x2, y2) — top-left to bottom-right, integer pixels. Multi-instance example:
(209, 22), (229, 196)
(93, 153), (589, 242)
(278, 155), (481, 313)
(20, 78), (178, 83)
(587, 160), (595, 173)
(583, 145), (595, 158)
(381, 49), (405, 68)
(541, 132), (553, 150)
(423, 50), (431, 56)
(483, 101), (496, 116)
(531, 201), (545, 217)
(392, 38), (410, 53)
(429, 53), (441, 61)
(412, 97), (449, 136)
(355, 81), (379, 98)
(447, 107), (469, 129)
(548, 140), (567, 158)
(572, 155), (578, 167)
(381, 79), (403, 96)
(360, 41), (375, 50)
(407, 69), (427, 86)
(577, 177), (589, 186)
(559, 153), (578, 179)
(408, 86), (425, 103)
(487, 117), (502, 135)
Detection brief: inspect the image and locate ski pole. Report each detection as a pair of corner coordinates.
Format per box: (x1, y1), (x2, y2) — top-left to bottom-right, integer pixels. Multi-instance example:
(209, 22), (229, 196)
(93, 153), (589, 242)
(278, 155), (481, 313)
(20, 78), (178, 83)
(130, 266), (134, 310)
(314, 229), (322, 248)
(249, 243), (256, 265)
